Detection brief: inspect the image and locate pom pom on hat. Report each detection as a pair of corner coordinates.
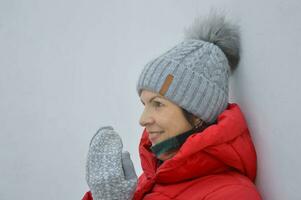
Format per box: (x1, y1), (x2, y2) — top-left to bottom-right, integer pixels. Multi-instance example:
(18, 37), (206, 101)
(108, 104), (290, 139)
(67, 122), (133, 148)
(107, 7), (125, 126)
(184, 10), (240, 71)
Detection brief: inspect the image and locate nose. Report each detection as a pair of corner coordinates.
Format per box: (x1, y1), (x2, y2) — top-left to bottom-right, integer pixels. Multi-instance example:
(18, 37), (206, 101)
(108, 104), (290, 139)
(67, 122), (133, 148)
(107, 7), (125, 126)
(139, 108), (154, 127)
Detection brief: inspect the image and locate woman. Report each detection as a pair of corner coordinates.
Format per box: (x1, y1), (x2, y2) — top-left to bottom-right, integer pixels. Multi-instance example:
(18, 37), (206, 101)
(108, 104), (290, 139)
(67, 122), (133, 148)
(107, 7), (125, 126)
(83, 13), (262, 200)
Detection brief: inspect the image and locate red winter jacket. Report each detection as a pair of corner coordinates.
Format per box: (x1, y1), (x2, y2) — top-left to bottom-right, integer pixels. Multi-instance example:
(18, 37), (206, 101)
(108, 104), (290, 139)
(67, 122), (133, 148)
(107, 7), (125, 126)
(82, 103), (262, 200)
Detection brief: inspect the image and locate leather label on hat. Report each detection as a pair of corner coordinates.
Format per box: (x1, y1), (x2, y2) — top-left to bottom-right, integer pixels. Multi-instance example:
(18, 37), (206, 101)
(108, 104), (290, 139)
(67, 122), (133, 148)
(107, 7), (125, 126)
(159, 74), (174, 96)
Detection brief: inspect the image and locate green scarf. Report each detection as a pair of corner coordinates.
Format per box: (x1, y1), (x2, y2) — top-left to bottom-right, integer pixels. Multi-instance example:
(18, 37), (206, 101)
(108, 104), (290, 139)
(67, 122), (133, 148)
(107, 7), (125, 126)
(150, 128), (196, 159)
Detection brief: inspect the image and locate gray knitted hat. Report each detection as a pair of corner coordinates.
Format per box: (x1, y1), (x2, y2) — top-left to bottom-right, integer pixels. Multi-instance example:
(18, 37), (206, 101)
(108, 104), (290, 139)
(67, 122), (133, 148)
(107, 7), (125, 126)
(136, 13), (240, 124)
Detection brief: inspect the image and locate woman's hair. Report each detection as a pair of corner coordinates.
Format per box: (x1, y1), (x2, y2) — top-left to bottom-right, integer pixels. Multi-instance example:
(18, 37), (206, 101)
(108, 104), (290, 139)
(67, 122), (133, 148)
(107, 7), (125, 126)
(181, 109), (209, 132)
(182, 109), (196, 126)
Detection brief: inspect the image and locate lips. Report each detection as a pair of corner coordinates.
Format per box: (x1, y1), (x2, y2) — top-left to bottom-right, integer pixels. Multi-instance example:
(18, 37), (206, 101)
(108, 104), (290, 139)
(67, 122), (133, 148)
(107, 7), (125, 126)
(148, 131), (164, 144)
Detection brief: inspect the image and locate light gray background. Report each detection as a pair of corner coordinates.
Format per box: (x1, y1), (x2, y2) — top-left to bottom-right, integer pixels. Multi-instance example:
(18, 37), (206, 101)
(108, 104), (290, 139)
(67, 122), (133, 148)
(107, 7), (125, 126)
(1, 0), (300, 199)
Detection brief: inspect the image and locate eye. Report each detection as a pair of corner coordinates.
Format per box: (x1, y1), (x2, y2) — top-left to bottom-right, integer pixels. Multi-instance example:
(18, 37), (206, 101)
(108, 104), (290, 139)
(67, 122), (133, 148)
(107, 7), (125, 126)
(152, 101), (163, 107)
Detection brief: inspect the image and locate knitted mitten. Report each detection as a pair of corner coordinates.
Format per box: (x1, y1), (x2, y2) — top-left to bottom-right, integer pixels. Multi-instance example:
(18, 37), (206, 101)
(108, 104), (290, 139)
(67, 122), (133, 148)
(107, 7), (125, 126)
(86, 126), (137, 200)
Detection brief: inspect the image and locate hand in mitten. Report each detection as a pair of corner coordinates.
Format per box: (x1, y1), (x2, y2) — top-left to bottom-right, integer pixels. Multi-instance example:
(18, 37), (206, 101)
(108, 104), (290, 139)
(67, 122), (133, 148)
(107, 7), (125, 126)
(86, 126), (137, 200)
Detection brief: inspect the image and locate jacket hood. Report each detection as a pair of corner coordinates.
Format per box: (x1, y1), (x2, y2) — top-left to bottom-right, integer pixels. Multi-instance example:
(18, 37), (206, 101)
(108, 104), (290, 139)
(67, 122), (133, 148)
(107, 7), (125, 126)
(138, 103), (257, 184)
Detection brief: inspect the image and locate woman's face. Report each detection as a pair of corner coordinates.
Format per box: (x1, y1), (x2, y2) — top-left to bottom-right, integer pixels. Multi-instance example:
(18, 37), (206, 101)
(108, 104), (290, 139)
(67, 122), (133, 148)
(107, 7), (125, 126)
(139, 90), (193, 146)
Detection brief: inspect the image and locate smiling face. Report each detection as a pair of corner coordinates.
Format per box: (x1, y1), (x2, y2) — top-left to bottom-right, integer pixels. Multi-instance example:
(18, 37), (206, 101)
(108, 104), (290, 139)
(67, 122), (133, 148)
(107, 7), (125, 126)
(139, 90), (194, 146)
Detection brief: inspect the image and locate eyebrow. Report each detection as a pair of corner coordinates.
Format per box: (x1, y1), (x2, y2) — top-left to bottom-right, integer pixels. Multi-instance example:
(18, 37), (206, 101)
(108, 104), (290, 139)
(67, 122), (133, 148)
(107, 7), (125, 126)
(140, 95), (163, 105)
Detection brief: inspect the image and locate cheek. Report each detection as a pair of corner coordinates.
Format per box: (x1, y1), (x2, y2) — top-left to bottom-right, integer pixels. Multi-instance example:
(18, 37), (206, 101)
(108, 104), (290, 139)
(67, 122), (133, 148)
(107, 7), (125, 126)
(156, 115), (170, 129)
(167, 112), (192, 133)
(158, 112), (185, 132)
